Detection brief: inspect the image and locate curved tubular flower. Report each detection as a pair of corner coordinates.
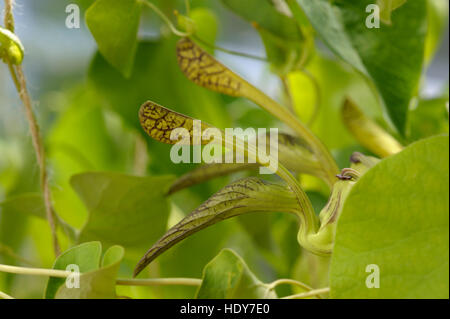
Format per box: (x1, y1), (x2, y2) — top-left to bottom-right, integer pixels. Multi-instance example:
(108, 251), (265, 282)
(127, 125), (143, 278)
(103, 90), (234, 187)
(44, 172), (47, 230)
(135, 100), (334, 276)
(166, 132), (324, 195)
(341, 98), (403, 158)
(176, 37), (339, 186)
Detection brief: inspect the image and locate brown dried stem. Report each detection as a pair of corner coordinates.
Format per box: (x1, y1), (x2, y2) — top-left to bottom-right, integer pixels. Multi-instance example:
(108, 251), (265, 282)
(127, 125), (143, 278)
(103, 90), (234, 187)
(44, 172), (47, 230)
(3, 0), (60, 256)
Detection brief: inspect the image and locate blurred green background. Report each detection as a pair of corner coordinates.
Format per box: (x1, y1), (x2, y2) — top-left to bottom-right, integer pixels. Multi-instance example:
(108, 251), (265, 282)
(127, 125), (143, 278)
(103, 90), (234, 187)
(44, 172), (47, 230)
(0, 0), (448, 298)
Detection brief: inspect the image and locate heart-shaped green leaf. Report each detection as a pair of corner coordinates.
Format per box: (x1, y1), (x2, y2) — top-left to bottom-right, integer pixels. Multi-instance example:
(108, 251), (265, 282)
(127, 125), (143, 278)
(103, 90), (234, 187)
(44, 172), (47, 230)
(86, 0), (142, 77)
(55, 245), (124, 299)
(196, 248), (276, 299)
(71, 172), (174, 252)
(44, 241), (122, 299)
(294, 0), (427, 133)
(330, 134), (449, 298)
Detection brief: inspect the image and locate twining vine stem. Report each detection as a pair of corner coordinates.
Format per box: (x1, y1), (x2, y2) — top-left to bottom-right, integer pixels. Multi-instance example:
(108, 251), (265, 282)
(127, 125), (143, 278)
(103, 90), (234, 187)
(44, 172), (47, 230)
(116, 278), (202, 287)
(282, 287), (330, 299)
(0, 263), (69, 278)
(280, 75), (295, 113)
(0, 263), (202, 287)
(145, 0), (268, 62)
(3, 0), (60, 256)
(143, 0), (190, 37)
(264, 278), (324, 299)
(185, 121), (322, 253)
(192, 35), (268, 61)
(267, 278), (313, 292)
(0, 263), (324, 298)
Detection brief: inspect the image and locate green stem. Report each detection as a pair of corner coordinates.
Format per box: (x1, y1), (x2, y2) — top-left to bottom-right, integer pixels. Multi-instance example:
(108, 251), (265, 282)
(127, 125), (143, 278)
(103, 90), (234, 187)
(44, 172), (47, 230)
(220, 132), (321, 248)
(0, 264), (70, 278)
(142, 0), (190, 37)
(0, 264), (202, 287)
(282, 287), (330, 299)
(143, 1), (268, 62)
(247, 88), (339, 187)
(5, 57), (19, 89)
(193, 35), (267, 61)
(280, 75), (295, 113)
(267, 278), (313, 292)
(116, 278), (201, 287)
(266, 278), (323, 299)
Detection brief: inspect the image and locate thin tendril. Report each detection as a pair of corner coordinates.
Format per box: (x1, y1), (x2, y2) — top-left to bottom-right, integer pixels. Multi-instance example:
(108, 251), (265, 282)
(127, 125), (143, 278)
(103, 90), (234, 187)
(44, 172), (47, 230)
(264, 278), (324, 299)
(142, 1), (267, 62)
(282, 287), (330, 299)
(193, 35), (268, 61)
(142, 0), (190, 37)
(116, 278), (202, 287)
(280, 75), (295, 112)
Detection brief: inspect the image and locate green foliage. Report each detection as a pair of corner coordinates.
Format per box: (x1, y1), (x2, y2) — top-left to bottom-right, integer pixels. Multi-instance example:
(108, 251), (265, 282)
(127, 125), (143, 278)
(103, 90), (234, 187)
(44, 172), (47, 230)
(188, 8), (219, 52)
(221, 0), (302, 41)
(134, 177), (299, 276)
(196, 249), (276, 299)
(1, 193), (50, 220)
(88, 38), (231, 151)
(85, 0), (143, 77)
(295, 0), (427, 133)
(48, 88), (131, 229)
(221, 0), (309, 75)
(288, 53), (381, 150)
(0, 0), (448, 300)
(45, 242), (124, 299)
(330, 135), (449, 298)
(71, 172), (174, 253)
(407, 97), (449, 142)
(0, 193), (76, 241)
